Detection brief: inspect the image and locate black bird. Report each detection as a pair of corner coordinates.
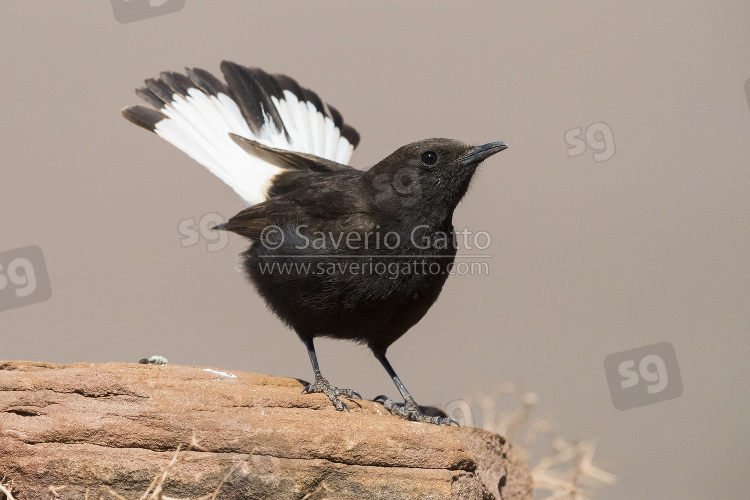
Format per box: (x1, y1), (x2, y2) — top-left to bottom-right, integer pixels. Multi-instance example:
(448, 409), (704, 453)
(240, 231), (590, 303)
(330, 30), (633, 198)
(122, 61), (507, 425)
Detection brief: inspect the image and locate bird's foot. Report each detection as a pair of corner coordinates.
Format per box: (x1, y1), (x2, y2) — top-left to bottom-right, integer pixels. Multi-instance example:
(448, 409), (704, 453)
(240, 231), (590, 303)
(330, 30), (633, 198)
(301, 377), (362, 412)
(374, 395), (459, 427)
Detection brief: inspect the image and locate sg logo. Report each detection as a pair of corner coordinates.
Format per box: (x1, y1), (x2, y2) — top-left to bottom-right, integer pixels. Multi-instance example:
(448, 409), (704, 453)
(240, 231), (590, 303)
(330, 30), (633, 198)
(565, 122), (616, 162)
(111, 0), (185, 24)
(0, 245), (52, 313)
(603, 342), (683, 410)
(372, 166), (422, 208)
(178, 213), (229, 253)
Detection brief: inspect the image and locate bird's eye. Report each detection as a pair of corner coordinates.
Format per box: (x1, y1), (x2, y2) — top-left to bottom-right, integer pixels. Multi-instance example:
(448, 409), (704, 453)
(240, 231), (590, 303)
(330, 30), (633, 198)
(420, 151), (438, 166)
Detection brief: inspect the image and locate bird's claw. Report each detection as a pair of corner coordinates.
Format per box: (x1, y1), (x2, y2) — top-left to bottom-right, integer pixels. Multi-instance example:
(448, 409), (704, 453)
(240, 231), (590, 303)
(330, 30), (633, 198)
(338, 388), (362, 400)
(373, 395), (460, 427)
(301, 377), (361, 412)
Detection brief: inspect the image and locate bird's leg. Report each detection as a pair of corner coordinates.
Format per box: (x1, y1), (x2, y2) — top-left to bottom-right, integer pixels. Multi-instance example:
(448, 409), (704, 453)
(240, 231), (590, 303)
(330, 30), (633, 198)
(373, 353), (458, 426)
(300, 338), (361, 412)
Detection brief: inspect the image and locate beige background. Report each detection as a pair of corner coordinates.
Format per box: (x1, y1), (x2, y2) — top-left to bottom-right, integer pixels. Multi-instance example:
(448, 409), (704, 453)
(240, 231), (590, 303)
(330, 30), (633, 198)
(2, 1), (749, 498)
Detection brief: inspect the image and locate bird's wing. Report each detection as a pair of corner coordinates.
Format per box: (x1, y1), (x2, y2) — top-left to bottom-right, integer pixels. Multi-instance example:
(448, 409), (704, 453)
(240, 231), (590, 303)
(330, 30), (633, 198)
(228, 134), (353, 173)
(121, 61), (361, 206)
(218, 178), (375, 242)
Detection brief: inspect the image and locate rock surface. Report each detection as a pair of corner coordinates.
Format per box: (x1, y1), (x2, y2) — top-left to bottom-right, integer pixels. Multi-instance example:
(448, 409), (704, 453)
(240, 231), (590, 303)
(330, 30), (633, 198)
(0, 361), (533, 499)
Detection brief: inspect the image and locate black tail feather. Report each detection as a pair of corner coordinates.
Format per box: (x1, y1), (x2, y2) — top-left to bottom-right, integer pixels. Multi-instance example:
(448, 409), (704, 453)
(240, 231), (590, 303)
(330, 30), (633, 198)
(121, 105), (165, 132)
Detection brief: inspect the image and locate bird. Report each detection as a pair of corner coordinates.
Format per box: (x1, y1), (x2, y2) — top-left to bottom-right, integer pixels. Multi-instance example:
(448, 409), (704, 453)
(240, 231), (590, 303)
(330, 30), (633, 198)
(121, 61), (507, 426)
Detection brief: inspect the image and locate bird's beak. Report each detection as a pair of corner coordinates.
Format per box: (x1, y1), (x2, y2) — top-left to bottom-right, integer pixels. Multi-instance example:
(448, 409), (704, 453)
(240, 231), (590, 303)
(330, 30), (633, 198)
(459, 142), (508, 165)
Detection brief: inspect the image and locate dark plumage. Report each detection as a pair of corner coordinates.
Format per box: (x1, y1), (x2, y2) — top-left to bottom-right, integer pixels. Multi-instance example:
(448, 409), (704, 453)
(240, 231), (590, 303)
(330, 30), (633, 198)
(122, 61), (507, 425)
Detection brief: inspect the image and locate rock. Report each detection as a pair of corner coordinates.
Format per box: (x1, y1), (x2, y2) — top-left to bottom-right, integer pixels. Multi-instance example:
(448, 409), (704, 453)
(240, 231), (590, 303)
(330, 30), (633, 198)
(0, 361), (533, 499)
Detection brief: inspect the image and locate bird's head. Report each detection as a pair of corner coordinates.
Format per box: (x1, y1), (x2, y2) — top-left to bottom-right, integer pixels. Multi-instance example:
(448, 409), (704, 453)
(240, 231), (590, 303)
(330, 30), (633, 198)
(366, 138), (507, 219)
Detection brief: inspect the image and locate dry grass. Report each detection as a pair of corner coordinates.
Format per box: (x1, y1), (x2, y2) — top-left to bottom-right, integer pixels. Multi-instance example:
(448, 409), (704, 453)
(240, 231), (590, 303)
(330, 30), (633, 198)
(466, 383), (616, 500)
(0, 477), (18, 500)
(106, 435), (246, 500)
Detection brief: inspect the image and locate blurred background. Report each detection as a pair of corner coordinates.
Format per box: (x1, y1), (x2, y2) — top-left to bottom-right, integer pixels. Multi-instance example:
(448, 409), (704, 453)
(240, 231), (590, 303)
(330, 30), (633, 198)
(1, 2), (749, 498)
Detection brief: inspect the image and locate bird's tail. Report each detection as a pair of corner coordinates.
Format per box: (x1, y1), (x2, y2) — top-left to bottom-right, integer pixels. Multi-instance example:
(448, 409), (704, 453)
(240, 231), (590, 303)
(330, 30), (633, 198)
(121, 61), (360, 206)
